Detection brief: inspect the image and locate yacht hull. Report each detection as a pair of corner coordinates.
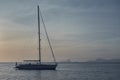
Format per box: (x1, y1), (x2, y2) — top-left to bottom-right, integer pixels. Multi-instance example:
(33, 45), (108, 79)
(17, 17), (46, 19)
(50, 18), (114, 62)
(15, 64), (57, 70)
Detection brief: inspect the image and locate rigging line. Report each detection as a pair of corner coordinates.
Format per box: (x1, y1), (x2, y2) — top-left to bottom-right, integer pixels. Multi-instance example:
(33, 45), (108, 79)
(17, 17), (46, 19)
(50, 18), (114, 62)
(39, 7), (57, 64)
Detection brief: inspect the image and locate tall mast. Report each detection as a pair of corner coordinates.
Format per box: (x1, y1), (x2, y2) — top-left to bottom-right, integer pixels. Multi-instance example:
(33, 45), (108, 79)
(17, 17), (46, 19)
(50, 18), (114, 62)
(37, 5), (41, 63)
(37, 5), (57, 64)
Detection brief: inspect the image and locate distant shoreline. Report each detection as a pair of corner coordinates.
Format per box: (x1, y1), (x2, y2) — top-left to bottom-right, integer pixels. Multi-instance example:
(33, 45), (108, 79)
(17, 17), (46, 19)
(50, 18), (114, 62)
(0, 61), (120, 64)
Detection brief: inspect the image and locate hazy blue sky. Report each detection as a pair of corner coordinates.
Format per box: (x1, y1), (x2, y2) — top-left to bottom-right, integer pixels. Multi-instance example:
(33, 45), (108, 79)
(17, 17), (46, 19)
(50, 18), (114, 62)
(0, 0), (120, 62)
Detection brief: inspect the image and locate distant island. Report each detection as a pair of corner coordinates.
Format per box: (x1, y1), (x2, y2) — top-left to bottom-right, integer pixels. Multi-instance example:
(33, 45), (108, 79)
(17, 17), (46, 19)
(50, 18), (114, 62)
(87, 59), (120, 63)
(58, 58), (120, 63)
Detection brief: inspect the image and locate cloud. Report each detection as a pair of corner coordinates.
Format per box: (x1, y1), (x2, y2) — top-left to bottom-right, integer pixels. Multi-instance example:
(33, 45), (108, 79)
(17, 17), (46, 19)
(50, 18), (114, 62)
(0, 19), (36, 42)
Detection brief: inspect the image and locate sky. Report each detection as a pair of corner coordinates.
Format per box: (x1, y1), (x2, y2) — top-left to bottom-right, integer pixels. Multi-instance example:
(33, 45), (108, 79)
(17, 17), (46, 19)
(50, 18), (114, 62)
(0, 0), (120, 62)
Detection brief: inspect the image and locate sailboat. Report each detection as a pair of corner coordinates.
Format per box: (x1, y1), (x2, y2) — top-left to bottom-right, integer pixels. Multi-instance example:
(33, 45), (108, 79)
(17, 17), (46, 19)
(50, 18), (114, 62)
(15, 5), (57, 70)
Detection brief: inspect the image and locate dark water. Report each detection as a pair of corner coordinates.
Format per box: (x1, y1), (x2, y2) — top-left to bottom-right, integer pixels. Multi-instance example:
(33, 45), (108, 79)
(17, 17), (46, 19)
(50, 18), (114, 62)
(0, 62), (120, 80)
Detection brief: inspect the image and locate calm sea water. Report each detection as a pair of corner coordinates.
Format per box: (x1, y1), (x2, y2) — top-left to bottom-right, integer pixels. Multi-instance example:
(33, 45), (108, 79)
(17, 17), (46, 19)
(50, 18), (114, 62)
(0, 62), (120, 80)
